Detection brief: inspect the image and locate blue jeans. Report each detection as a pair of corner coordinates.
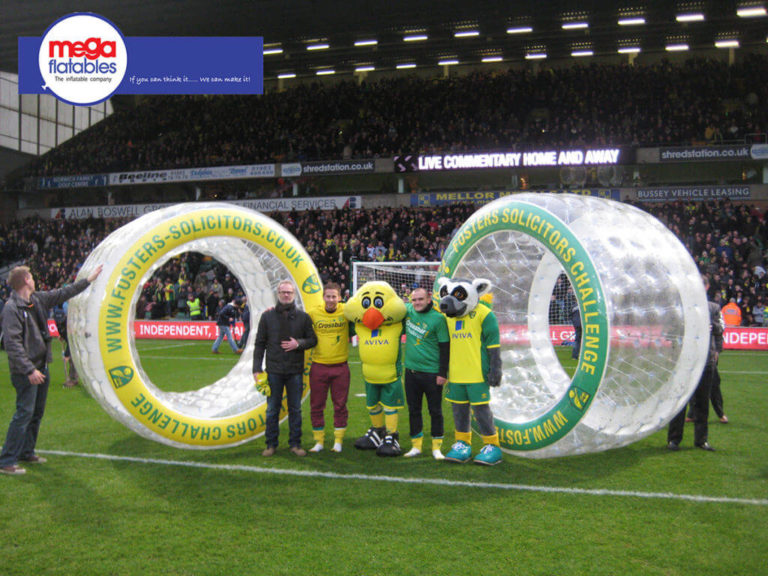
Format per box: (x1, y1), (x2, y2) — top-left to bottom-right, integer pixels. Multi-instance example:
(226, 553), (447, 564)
(211, 325), (238, 352)
(0, 368), (50, 467)
(264, 372), (303, 448)
(237, 327), (250, 349)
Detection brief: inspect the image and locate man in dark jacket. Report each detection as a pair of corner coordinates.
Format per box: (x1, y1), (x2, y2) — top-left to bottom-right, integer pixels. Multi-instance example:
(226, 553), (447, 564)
(211, 299), (241, 354)
(237, 296), (250, 351)
(0, 264), (102, 475)
(667, 277), (724, 452)
(252, 281), (317, 457)
(206, 290), (219, 321)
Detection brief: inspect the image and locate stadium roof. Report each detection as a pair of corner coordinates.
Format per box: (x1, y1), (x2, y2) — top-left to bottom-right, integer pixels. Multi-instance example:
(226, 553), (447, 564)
(3, 0), (768, 80)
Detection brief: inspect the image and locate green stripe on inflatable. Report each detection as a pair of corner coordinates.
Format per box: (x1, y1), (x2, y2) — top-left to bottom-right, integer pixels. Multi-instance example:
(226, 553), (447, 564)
(437, 198), (608, 451)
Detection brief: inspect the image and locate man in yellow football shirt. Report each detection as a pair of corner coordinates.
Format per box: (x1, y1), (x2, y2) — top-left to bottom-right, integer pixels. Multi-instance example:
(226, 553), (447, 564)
(308, 283), (352, 453)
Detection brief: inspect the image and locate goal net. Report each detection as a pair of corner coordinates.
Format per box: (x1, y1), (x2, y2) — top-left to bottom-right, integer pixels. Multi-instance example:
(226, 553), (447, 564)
(352, 261), (441, 299)
(351, 258), (580, 355)
(352, 259), (577, 327)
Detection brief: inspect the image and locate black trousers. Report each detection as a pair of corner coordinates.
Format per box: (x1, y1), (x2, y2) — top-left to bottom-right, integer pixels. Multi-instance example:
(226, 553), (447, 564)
(686, 365), (723, 419)
(404, 369), (444, 439)
(669, 363), (715, 446)
(709, 366), (724, 418)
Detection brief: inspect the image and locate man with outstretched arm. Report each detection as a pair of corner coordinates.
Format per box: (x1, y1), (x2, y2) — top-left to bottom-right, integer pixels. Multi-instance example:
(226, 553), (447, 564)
(0, 264), (103, 475)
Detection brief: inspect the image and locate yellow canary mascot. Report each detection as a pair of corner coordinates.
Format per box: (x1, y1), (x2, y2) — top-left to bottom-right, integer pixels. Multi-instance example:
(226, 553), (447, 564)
(344, 281), (407, 456)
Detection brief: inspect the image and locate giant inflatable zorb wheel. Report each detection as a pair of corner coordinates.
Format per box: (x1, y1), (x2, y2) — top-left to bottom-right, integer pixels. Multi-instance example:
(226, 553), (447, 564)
(67, 203), (323, 449)
(438, 193), (710, 458)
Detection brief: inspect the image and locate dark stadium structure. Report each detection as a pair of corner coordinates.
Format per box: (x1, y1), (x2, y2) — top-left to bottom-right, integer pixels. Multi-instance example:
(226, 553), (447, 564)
(1, 1), (767, 217)
(3, 1), (768, 79)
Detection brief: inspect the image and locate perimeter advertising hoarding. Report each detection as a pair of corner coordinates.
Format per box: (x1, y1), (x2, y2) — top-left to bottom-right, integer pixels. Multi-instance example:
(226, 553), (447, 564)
(34, 159), (382, 190)
(36, 164), (277, 189)
(39, 174), (109, 189)
(411, 189), (620, 206)
(109, 165), (276, 185)
(658, 145), (751, 162)
(40, 196), (361, 220)
(752, 144), (768, 160)
(635, 186), (752, 202)
(301, 159), (375, 175)
(134, 321), (244, 341)
(71, 320), (765, 350)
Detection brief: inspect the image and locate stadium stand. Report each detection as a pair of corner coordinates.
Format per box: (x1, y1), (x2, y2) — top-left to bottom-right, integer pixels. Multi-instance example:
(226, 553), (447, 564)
(13, 55), (768, 179)
(2, 199), (767, 325)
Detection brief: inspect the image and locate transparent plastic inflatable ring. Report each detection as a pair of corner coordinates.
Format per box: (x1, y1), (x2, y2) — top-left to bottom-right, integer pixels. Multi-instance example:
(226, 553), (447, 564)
(68, 203), (323, 449)
(437, 194), (709, 458)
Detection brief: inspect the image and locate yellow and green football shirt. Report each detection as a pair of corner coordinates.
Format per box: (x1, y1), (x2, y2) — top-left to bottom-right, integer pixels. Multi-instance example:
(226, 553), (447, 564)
(446, 305), (500, 384)
(357, 322), (403, 384)
(309, 303), (349, 364)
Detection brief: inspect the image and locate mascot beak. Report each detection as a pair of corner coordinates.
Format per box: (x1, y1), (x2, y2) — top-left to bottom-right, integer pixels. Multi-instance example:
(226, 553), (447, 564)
(362, 307), (385, 330)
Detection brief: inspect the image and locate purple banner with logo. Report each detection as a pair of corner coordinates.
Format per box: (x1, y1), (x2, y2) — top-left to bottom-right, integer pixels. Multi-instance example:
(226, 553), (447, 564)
(19, 36), (263, 96)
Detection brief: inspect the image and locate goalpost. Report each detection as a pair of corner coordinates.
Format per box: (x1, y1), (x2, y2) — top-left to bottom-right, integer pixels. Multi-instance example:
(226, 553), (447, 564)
(351, 259), (577, 327)
(352, 261), (441, 298)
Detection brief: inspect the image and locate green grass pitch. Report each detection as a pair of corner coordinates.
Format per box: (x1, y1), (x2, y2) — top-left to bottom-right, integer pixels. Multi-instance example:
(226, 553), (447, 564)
(1, 340), (766, 576)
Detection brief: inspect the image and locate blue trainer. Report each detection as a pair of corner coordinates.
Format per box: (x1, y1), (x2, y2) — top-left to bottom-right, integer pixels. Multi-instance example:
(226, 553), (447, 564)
(474, 444), (502, 466)
(444, 440), (472, 463)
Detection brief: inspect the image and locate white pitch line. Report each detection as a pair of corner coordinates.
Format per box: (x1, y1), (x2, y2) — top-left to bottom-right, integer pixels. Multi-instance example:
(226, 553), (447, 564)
(39, 449), (768, 507)
(133, 359), (766, 375)
(139, 342), (198, 351)
(139, 355), (239, 361)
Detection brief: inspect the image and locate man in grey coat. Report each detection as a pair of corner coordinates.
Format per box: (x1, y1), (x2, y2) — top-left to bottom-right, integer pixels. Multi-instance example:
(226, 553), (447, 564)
(0, 264), (102, 475)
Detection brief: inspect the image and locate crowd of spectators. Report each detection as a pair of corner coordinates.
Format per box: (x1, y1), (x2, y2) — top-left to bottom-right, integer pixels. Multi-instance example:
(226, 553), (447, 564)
(642, 199), (768, 326)
(0, 216), (126, 292)
(0, 203), (474, 318)
(2, 199), (767, 327)
(19, 55), (768, 179)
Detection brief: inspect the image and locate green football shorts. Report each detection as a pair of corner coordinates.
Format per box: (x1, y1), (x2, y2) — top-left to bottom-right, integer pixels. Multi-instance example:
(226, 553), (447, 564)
(446, 381), (491, 405)
(365, 379), (405, 410)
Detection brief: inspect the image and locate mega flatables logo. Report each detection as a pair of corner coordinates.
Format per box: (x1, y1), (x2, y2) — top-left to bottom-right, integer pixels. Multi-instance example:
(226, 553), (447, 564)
(38, 13), (127, 106)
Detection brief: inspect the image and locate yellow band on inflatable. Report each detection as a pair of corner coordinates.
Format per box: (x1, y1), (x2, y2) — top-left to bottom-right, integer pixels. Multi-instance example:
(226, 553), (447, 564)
(98, 206), (323, 446)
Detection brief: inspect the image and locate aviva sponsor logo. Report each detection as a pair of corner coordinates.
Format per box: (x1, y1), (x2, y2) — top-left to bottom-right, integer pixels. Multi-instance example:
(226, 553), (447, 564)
(364, 330), (389, 345)
(452, 319), (472, 339)
(109, 365), (134, 388)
